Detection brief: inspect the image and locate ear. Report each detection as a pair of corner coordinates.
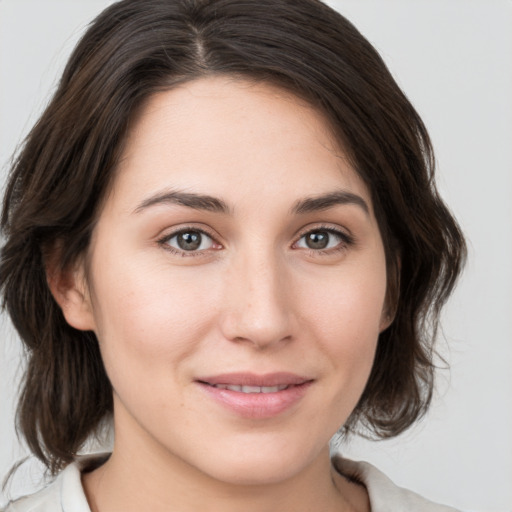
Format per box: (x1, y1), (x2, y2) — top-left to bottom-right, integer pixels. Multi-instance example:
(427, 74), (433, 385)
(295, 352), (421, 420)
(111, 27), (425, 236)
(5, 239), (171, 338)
(379, 309), (394, 333)
(379, 253), (401, 332)
(45, 248), (96, 332)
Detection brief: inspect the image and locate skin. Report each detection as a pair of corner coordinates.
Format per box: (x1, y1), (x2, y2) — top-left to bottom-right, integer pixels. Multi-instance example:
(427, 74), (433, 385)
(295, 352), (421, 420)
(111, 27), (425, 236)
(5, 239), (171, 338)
(53, 77), (391, 512)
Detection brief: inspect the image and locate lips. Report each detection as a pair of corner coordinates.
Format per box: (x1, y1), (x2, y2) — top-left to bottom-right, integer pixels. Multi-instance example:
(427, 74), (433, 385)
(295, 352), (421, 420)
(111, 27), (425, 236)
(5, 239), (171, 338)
(196, 372), (313, 419)
(197, 372), (311, 388)
(207, 384), (290, 393)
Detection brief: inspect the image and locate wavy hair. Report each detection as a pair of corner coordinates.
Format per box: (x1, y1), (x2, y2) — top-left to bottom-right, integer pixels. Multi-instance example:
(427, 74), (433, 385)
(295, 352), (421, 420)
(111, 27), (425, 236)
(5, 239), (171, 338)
(0, 0), (466, 474)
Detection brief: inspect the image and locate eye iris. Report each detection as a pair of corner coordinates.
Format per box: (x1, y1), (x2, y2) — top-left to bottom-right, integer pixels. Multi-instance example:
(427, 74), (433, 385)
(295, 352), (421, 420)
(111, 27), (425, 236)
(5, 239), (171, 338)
(306, 231), (329, 249)
(177, 231), (202, 251)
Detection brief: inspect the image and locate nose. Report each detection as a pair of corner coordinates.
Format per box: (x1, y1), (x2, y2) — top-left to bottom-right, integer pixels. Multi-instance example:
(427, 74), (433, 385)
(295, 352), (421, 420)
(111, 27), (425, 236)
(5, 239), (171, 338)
(219, 251), (294, 350)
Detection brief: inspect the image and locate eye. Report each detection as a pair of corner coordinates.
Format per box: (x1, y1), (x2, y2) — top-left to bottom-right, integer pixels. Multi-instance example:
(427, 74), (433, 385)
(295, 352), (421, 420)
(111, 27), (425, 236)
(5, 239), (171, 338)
(294, 228), (351, 251)
(162, 229), (216, 253)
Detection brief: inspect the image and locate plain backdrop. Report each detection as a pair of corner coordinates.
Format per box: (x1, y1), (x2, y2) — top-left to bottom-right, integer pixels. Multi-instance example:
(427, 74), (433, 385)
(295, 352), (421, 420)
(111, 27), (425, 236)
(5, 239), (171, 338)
(1, 1), (511, 511)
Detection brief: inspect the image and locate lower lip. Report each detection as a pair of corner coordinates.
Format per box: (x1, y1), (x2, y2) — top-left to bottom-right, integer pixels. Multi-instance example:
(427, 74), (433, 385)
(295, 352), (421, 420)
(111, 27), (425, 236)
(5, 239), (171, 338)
(197, 381), (313, 419)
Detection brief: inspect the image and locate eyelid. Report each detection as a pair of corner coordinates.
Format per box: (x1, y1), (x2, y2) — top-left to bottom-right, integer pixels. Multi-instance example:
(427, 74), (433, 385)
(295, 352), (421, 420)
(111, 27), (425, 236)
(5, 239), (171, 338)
(156, 222), (354, 258)
(292, 224), (355, 253)
(157, 225), (223, 257)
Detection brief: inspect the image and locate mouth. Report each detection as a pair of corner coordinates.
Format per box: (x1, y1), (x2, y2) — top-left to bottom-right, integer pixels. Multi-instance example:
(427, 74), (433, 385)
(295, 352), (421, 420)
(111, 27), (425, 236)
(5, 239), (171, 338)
(195, 372), (314, 419)
(196, 371), (312, 390)
(203, 383), (291, 393)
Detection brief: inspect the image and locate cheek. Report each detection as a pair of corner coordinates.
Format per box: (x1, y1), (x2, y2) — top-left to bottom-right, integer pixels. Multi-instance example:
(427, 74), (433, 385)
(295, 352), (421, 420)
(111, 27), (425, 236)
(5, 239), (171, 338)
(303, 262), (387, 344)
(297, 260), (386, 395)
(87, 252), (219, 382)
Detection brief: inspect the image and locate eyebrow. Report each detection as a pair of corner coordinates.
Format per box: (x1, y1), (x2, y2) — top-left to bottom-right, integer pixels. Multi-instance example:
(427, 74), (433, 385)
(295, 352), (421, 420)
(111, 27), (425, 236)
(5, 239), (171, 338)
(133, 190), (231, 214)
(133, 188), (369, 216)
(291, 190), (369, 215)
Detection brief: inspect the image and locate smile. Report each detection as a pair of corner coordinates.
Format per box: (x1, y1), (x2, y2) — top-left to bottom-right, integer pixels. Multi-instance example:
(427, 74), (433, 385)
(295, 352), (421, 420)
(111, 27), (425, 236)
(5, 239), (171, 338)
(196, 372), (313, 419)
(207, 384), (290, 393)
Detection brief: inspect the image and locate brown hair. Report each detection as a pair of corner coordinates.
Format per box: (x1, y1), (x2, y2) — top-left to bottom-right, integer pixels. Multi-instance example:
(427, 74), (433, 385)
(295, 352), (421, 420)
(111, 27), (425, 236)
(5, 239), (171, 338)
(0, 0), (466, 475)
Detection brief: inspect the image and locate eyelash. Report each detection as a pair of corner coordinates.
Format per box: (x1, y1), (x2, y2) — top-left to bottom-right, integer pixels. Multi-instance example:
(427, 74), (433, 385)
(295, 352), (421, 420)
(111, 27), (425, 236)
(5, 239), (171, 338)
(157, 224), (355, 258)
(294, 225), (355, 257)
(157, 225), (219, 258)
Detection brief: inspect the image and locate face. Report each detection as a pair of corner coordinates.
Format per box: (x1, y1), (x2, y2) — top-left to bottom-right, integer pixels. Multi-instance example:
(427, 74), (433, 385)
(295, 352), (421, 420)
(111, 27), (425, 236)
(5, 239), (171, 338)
(65, 77), (389, 485)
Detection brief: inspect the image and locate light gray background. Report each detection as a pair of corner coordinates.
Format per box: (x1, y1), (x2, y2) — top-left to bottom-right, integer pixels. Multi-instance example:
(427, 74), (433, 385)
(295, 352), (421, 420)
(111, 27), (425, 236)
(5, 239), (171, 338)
(1, 1), (511, 511)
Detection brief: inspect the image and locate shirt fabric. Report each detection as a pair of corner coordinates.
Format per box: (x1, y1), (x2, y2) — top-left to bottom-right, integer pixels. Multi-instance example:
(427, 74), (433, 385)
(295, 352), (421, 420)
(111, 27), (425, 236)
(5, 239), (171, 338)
(3, 454), (461, 512)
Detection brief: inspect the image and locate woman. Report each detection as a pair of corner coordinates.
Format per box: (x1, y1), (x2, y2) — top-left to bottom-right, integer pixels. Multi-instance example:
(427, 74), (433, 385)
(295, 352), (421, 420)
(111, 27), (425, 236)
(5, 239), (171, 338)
(0, 0), (466, 510)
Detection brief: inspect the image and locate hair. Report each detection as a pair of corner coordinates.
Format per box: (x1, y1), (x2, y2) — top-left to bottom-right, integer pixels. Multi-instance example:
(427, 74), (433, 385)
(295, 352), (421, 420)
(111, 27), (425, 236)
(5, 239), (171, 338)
(0, 0), (466, 475)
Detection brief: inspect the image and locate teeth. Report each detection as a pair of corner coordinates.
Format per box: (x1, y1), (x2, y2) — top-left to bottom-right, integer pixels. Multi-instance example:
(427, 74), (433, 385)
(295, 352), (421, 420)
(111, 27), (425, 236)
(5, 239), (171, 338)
(212, 384), (289, 393)
(240, 385), (261, 393)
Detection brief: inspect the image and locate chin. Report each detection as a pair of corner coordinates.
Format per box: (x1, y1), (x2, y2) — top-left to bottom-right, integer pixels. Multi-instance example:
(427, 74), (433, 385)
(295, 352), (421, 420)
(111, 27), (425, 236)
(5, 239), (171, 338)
(191, 436), (326, 486)
(206, 459), (302, 486)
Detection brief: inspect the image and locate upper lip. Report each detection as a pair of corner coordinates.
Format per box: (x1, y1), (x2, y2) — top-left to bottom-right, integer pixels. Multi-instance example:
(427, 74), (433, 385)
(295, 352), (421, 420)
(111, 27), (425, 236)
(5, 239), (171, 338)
(196, 372), (312, 387)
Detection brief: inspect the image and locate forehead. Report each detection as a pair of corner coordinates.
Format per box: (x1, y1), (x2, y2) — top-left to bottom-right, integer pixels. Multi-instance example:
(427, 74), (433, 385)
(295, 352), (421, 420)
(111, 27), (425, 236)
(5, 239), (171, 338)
(111, 76), (372, 213)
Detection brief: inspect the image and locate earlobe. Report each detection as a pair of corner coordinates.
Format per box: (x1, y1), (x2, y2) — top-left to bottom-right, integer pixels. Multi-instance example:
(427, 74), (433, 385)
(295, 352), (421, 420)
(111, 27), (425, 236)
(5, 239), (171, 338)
(46, 255), (96, 332)
(380, 253), (401, 332)
(379, 310), (394, 333)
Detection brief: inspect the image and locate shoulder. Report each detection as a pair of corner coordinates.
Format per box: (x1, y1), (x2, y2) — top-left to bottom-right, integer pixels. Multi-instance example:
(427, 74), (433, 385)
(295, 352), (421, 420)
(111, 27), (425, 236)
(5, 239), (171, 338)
(2, 455), (107, 512)
(3, 477), (60, 512)
(2, 469), (66, 512)
(332, 455), (462, 512)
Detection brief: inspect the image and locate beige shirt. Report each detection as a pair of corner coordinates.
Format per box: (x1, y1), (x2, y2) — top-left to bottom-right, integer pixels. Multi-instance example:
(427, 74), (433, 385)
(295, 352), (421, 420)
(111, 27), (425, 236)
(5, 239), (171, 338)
(3, 455), (461, 512)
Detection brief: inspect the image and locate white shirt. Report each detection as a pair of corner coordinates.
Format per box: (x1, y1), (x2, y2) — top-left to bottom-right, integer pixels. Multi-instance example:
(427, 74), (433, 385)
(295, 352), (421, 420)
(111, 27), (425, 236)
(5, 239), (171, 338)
(3, 455), (461, 512)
